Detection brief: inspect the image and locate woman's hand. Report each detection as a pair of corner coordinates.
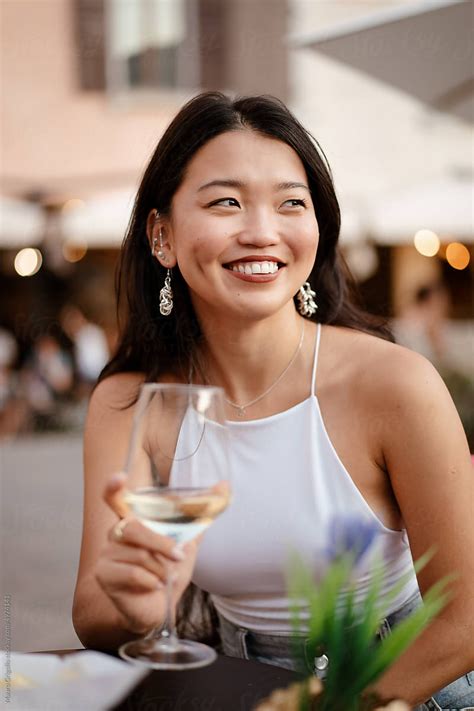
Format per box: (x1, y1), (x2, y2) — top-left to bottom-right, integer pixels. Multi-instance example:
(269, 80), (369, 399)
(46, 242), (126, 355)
(94, 473), (199, 635)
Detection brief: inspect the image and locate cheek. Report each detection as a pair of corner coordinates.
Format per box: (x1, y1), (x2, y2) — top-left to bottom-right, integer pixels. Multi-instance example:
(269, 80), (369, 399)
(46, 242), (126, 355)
(175, 232), (225, 275)
(292, 223), (319, 258)
(306, 216), (319, 250)
(310, 233), (319, 258)
(177, 224), (229, 265)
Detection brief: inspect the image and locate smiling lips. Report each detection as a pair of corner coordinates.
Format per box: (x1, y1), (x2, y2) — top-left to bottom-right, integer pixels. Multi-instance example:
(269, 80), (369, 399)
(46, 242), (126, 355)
(224, 258), (283, 282)
(230, 260), (279, 274)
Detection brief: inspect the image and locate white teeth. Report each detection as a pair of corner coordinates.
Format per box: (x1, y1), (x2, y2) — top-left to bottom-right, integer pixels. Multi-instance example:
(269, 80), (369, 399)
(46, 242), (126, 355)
(229, 261), (279, 274)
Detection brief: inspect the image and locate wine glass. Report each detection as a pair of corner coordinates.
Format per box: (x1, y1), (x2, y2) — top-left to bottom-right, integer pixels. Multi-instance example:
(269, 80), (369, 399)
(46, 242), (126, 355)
(118, 383), (231, 669)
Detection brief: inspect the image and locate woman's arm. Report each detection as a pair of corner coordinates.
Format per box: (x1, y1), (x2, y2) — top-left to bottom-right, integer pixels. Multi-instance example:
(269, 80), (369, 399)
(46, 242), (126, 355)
(372, 349), (474, 705)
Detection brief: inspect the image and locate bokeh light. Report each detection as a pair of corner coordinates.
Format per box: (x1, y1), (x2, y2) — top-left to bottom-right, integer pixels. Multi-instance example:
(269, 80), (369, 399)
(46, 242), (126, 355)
(413, 229), (440, 257)
(62, 239), (88, 263)
(61, 198), (85, 212)
(14, 247), (43, 276)
(446, 242), (470, 270)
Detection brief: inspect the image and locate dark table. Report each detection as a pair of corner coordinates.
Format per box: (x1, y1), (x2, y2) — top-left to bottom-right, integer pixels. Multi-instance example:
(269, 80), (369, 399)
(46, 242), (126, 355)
(111, 654), (300, 711)
(37, 650), (301, 711)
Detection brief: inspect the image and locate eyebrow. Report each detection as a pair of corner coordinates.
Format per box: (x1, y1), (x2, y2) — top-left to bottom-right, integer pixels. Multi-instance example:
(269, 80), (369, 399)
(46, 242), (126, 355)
(197, 179), (310, 193)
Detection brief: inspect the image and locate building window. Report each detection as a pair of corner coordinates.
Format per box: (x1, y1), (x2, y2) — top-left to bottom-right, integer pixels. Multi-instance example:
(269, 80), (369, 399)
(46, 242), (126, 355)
(76, 0), (288, 101)
(107, 0), (200, 94)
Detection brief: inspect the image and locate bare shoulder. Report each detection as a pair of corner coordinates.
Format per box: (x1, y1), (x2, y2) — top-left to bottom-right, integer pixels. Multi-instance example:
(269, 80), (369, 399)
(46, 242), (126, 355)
(83, 373), (145, 462)
(325, 325), (448, 407)
(328, 326), (471, 474)
(88, 372), (145, 417)
(86, 370), (186, 431)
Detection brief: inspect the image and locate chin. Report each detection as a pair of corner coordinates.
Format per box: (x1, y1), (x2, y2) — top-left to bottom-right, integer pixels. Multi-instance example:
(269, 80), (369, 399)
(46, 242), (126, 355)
(228, 296), (295, 322)
(191, 281), (297, 323)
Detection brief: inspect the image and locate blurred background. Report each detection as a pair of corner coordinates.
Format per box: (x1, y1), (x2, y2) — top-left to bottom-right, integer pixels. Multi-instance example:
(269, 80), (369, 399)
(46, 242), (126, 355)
(1, 0), (472, 652)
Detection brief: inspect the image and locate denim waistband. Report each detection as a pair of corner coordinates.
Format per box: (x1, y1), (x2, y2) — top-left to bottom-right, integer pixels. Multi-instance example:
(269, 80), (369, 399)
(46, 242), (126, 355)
(217, 590), (423, 674)
(216, 591), (452, 711)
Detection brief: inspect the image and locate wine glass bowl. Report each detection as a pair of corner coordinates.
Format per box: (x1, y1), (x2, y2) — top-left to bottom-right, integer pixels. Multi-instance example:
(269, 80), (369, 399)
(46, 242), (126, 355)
(123, 484), (230, 545)
(118, 384), (230, 669)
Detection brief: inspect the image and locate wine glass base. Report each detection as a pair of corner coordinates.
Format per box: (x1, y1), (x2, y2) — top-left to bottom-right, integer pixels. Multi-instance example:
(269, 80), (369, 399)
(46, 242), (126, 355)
(118, 637), (217, 670)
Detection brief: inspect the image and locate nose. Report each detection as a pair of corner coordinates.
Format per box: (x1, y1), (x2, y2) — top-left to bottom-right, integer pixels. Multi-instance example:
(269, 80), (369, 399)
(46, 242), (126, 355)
(237, 208), (281, 248)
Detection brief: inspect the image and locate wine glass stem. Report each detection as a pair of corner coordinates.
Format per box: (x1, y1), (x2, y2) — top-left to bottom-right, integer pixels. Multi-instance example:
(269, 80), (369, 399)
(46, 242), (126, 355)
(154, 570), (179, 650)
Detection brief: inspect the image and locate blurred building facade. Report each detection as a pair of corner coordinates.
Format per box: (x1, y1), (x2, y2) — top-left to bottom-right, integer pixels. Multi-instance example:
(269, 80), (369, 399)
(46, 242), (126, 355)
(0, 0), (290, 321)
(0, 0), (472, 439)
(1, 0), (288, 200)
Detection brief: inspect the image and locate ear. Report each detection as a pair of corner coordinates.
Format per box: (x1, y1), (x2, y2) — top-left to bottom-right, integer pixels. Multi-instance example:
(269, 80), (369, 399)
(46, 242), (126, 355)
(146, 209), (177, 268)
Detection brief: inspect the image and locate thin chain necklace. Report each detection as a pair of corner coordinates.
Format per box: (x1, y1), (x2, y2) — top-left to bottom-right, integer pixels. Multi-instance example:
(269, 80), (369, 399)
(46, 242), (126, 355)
(223, 319), (305, 418)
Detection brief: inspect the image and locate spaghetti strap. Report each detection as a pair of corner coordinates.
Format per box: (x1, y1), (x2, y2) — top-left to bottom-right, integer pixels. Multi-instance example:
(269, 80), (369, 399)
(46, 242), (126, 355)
(310, 323), (322, 395)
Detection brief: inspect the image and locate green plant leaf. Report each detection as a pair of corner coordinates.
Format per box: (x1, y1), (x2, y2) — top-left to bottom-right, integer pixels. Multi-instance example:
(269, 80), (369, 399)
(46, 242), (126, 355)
(374, 547), (436, 616)
(287, 544), (453, 708)
(345, 577), (452, 697)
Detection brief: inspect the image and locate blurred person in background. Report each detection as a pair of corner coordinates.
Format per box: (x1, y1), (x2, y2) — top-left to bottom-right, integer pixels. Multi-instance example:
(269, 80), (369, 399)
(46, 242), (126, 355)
(393, 282), (450, 366)
(393, 283), (474, 453)
(21, 332), (74, 431)
(61, 305), (109, 398)
(0, 326), (28, 436)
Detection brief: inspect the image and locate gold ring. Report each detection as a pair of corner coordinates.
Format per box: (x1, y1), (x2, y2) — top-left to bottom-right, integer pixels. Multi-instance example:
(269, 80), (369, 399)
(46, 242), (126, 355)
(112, 518), (128, 542)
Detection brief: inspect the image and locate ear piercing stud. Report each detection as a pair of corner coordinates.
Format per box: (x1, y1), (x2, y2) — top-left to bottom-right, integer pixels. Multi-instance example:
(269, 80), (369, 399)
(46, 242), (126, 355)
(152, 211), (166, 261)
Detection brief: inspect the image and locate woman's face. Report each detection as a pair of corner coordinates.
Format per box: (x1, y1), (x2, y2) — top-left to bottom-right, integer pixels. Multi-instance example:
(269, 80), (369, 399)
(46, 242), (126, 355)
(160, 129), (319, 323)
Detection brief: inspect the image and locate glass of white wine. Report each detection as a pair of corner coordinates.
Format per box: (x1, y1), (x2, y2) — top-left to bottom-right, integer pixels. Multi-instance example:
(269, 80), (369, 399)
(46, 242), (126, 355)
(118, 383), (231, 670)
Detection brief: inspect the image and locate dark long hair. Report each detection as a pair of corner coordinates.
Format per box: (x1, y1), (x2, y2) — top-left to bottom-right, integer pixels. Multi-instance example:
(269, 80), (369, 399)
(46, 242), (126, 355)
(100, 91), (391, 386)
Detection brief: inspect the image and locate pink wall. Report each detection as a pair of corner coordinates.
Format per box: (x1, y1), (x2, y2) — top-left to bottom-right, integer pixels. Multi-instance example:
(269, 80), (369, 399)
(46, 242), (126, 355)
(1, 0), (177, 200)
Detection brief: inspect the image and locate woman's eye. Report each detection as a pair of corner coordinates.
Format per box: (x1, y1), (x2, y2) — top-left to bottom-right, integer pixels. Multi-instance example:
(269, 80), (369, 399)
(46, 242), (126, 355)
(209, 197), (240, 208)
(282, 198), (307, 208)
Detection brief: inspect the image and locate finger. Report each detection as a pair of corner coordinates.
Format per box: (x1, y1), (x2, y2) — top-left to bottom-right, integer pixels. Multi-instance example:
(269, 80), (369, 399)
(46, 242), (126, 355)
(211, 480), (231, 498)
(96, 560), (163, 594)
(106, 542), (170, 582)
(108, 518), (187, 563)
(108, 516), (133, 544)
(183, 536), (201, 551)
(103, 472), (130, 518)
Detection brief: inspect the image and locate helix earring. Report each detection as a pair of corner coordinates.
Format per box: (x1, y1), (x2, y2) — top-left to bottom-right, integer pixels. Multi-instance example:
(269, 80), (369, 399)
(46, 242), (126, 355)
(157, 227), (166, 260)
(152, 212), (166, 261)
(159, 269), (173, 316)
(152, 234), (166, 261)
(297, 282), (318, 316)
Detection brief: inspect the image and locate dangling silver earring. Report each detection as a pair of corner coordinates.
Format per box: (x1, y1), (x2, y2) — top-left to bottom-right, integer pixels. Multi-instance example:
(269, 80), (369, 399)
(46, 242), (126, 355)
(297, 282), (318, 316)
(159, 269), (173, 316)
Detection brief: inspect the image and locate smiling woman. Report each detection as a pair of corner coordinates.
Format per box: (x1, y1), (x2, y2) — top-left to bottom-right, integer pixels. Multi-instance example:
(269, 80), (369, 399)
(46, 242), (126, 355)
(73, 93), (474, 711)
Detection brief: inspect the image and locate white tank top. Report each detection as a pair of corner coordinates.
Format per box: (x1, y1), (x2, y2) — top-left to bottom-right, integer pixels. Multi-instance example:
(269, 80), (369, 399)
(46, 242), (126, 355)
(170, 323), (419, 632)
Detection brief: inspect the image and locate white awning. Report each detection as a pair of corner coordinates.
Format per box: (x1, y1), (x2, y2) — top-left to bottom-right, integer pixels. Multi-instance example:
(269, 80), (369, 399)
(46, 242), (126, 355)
(0, 196), (46, 248)
(367, 175), (474, 243)
(288, 0), (473, 123)
(61, 188), (137, 247)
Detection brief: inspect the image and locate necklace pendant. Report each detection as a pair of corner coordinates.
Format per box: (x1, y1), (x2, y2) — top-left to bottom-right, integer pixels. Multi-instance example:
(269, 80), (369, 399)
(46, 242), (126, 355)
(237, 406), (246, 418)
